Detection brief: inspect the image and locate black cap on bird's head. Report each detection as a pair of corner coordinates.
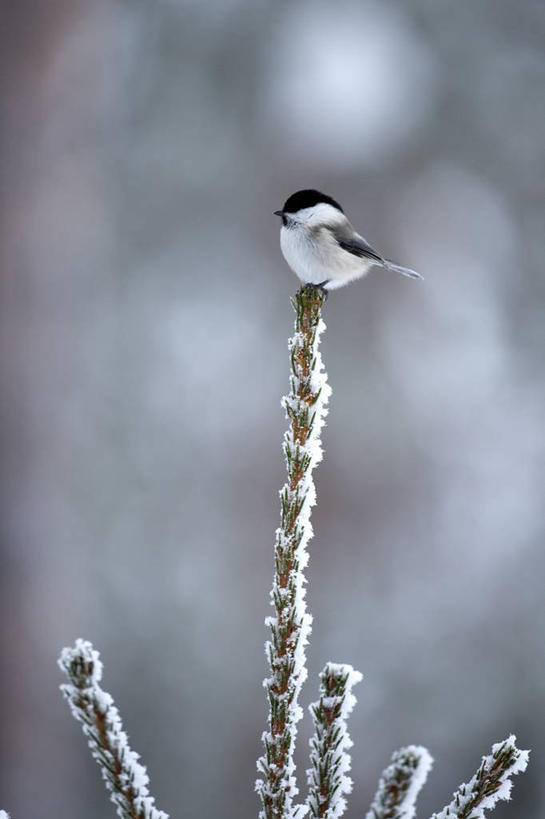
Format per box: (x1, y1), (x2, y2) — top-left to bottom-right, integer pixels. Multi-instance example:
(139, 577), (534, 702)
(274, 189), (344, 217)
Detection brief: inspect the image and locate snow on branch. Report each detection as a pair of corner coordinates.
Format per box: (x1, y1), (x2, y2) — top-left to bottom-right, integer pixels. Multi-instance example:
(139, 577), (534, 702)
(0, 810), (11, 818)
(58, 639), (168, 819)
(366, 745), (433, 819)
(256, 285), (331, 819)
(430, 735), (529, 819)
(306, 663), (363, 819)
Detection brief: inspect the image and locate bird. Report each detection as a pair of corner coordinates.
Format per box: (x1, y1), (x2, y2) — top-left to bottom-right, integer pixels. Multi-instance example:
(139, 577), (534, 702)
(274, 189), (422, 292)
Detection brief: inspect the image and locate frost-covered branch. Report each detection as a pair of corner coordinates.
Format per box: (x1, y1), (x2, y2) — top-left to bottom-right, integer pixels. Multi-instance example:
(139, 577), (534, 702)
(430, 735), (529, 819)
(366, 745), (433, 819)
(59, 639), (168, 819)
(256, 286), (331, 819)
(306, 663), (363, 819)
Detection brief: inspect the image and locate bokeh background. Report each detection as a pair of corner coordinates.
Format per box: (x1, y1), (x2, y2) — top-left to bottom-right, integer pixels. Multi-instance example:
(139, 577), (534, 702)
(1, 1), (544, 816)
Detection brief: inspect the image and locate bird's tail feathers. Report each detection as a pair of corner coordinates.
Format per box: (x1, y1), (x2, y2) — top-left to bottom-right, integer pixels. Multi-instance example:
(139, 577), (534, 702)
(384, 260), (423, 280)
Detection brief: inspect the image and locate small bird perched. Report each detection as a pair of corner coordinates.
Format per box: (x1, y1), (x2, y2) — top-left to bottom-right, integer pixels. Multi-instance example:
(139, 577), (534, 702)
(274, 189), (422, 291)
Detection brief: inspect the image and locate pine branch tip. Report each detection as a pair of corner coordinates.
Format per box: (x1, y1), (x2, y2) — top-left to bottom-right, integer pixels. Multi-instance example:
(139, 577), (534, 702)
(366, 744), (433, 819)
(58, 638), (103, 688)
(430, 734), (529, 819)
(306, 662), (362, 818)
(59, 638), (169, 819)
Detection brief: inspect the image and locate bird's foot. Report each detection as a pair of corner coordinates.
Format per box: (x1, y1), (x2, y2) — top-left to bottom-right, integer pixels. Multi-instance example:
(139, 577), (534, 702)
(303, 281), (329, 301)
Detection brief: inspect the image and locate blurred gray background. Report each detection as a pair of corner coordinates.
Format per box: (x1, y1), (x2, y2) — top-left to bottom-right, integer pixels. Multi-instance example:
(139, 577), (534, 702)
(1, 1), (544, 816)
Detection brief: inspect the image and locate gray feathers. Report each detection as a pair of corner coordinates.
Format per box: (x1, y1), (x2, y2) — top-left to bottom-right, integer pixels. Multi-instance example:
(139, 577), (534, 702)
(382, 260), (423, 280)
(331, 225), (384, 263)
(332, 224), (423, 280)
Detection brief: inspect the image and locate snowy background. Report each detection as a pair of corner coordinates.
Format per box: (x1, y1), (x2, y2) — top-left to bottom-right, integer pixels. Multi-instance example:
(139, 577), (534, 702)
(1, 1), (544, 816)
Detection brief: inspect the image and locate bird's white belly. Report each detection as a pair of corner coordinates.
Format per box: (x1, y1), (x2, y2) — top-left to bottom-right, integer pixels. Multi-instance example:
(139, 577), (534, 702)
(280, 226), (372, 289)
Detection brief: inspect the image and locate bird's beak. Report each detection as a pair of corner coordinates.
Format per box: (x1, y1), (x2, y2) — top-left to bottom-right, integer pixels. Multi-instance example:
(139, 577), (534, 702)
(273, 210), (283, 216)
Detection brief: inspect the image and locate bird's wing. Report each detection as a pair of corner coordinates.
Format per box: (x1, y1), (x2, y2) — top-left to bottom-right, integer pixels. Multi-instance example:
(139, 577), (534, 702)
(332, 225), (423, 279)
(331, 226), (384, 263)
